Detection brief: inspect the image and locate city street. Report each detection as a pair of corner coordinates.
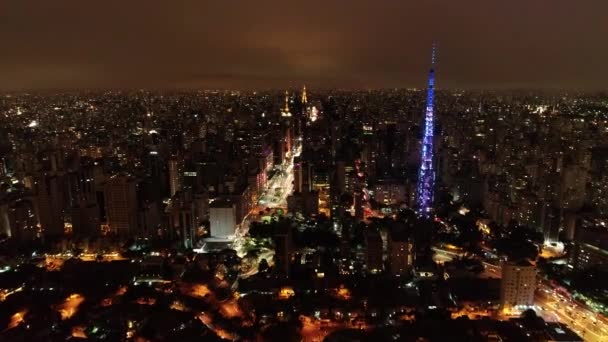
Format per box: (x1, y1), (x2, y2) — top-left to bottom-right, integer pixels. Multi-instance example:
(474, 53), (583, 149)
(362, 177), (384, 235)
(300, 315), (359, 342)
(259, 143), (300, 209)
(535, 282), (608, 342)
(237, 142), (300, 236)
(232, 142), (300, 274)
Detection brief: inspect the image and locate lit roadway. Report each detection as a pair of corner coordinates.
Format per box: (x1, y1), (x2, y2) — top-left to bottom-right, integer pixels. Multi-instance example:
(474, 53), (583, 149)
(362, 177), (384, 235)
(300, 315), (361, 342)
(477, 254), (608, 341)
(259, 143), (300, 209)
(237, 142), (300, 237)
(535, 282), (608, 342)
(233, 143), (300, 276)
(431, 214), (607, 341)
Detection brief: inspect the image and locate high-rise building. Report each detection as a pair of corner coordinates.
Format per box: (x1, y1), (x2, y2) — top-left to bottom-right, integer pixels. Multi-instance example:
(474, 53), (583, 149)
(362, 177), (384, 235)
(568, 222), (608, 272)
(500, 260), (536, 310)
(168, 157), (182, 197)
(374, 179), (407, 206)
(365, 229), (384, 273)
(192, 190), (209, 225)
(168, 191), (196, 248)
(354, 190), (364, 220)
(559, 164), (587, 210)
(416, 46), (437, 216)
(293, 156), (303, 193)
(287, 190), (319, 218)
(104, 175), (139, 237)
(273, 226), (292, 276)
(0, 196), (38, 242)
(33, 174), (65, 238)
(388, 231), (413, 276)
(301, 160), (312, 193)
(335, 160), (346, 195)
(71, 201), (101, 238)
(209, 198), (237, 238)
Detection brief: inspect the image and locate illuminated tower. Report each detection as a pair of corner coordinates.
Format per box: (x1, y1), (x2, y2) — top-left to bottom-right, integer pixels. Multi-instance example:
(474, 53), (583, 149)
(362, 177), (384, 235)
(281, 90), (292, 117)
(301, 85), (308, 105)
(416, 46), (437, 216)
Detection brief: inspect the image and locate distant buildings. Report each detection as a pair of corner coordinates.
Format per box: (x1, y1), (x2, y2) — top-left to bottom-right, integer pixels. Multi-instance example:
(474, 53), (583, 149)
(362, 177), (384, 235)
(0, 80), (606, 341)
(568, 223), (608, 272)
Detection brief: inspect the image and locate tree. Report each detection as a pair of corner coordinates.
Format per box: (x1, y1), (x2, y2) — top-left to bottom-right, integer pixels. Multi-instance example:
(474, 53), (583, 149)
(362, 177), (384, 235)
(494, 223), (542, 261)
(260, 321), (302, 342)
(521, 309), (545, 330)
(495, 237), (538, 261)
(298, 228), (339, 248)
(258, 258), (269, 273)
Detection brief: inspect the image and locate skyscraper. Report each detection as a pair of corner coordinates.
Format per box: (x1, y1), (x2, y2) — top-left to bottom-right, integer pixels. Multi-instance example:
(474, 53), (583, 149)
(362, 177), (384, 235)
(416, 46), (437, 216)
(104, 175), (139, 237)
(209, 198), (237, 239)
(34, 174), (65, 238)
(168, 157), (181, 197)
(500, 260), (536, 310)
(365, 229), (384, 273)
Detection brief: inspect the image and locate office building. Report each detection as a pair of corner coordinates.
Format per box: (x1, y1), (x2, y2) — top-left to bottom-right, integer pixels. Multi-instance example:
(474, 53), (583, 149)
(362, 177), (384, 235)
(365, 229), (384, 273)
(168, 157), (182, 197)
(209, 198), (237, 239)
(568, 222), (608, 272)
(104, 175), (139, 237)
(500, 260), (536, 310)
(388, 231), (413, 276)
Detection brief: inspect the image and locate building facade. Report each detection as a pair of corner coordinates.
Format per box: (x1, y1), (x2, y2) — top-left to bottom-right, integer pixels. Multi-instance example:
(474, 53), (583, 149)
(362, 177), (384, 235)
(500, 260), (536, 310)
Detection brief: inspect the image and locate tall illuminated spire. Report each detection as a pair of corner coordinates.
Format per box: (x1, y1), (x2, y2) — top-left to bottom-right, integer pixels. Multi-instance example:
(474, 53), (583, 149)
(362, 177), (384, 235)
(284, 90), (290, 113)
(416, 45), (437, 216)
(301, 85), (308, 105)
(281, 90), (292, 117)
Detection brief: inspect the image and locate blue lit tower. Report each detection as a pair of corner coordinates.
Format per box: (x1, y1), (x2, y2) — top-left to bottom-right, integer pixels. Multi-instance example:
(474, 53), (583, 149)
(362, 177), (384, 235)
(416, 46), (437, 216)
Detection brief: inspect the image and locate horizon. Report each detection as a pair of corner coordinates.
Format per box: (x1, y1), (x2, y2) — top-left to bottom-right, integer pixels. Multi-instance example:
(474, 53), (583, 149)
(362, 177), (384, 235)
(2, 86), (607, 95)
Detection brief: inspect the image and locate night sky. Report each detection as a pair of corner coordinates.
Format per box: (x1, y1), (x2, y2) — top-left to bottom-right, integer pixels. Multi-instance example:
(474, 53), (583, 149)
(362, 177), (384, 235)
(1, 1), (606, 91)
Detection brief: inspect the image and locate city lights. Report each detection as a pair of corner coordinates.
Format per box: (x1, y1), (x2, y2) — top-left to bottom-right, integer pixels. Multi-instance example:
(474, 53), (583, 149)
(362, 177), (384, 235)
(0, 3), (605, 341)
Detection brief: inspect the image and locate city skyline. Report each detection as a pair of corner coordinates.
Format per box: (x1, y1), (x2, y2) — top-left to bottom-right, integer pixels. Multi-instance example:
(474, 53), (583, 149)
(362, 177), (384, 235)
(1, 2), (607, 342)
(1, 1), (607, 91)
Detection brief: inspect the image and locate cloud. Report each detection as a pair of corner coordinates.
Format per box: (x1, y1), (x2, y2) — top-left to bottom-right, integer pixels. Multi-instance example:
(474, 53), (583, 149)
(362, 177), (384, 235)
(0, 0), (606, 90)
